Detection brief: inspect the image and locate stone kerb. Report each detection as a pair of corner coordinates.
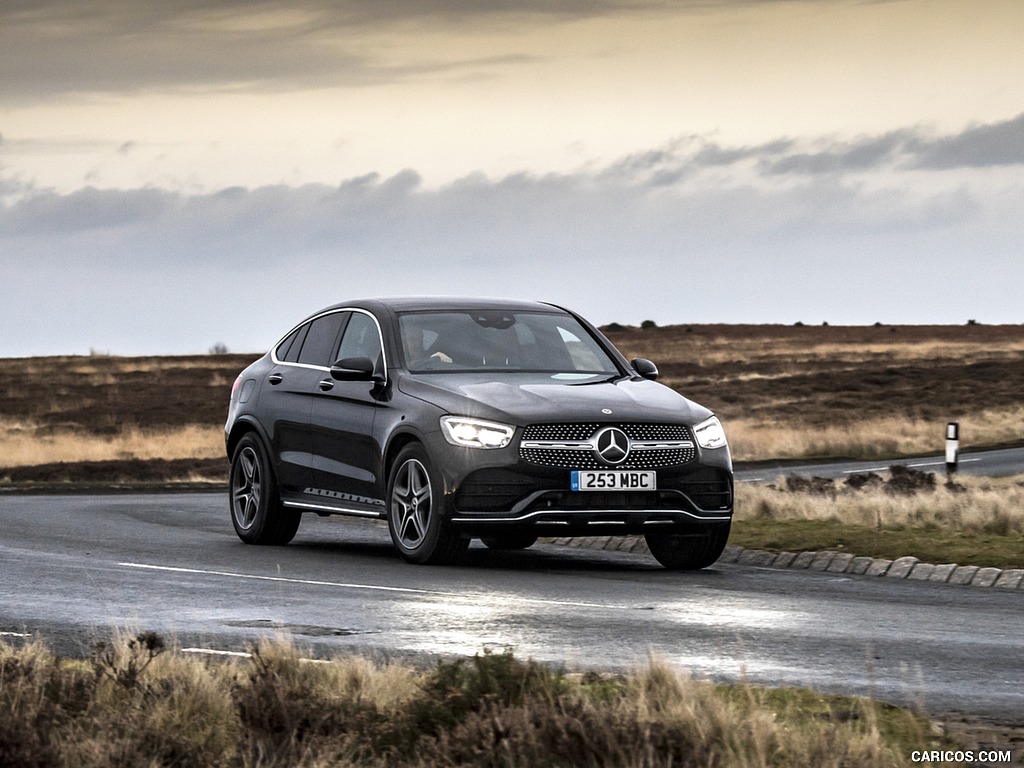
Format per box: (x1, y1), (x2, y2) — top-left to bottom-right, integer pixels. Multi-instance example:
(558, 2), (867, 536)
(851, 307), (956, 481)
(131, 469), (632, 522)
(551, 537), (1023, 590)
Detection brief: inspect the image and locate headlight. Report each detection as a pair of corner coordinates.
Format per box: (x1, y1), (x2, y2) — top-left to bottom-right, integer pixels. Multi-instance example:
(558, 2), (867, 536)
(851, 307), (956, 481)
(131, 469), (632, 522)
(440, 416), (515, 449)
(693, 416), (727, 450)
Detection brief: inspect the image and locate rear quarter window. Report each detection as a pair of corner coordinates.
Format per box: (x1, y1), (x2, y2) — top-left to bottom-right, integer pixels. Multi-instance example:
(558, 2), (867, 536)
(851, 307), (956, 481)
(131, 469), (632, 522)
(276, 325), (308, 363)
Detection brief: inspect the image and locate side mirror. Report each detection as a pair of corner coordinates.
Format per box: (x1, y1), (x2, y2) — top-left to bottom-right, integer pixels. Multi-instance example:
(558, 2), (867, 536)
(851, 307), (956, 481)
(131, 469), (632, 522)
(632, 357), (659, 381)
(330, 356), (384, 382)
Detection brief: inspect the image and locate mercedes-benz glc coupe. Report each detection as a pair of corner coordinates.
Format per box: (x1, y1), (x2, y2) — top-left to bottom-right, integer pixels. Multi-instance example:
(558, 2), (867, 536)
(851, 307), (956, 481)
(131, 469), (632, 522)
(225, 297), (733, 569)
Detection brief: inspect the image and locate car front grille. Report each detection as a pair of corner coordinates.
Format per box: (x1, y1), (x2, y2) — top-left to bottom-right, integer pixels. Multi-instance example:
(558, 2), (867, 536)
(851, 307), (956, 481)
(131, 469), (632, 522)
(519, 423), (696, 470)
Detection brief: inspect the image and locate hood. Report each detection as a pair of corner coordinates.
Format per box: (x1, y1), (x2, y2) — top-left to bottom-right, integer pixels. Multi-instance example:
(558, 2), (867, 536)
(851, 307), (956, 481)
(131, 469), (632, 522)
(397, 372), (712, 427)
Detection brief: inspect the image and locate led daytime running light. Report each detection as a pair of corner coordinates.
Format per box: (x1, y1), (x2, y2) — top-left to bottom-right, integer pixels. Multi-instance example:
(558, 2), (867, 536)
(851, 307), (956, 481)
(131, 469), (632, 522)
(441, 416), (514, 449)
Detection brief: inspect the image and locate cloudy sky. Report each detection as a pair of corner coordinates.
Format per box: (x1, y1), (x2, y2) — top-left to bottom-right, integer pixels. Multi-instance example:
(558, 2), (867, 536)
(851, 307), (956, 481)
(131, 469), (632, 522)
(1, 0), (1022, 357)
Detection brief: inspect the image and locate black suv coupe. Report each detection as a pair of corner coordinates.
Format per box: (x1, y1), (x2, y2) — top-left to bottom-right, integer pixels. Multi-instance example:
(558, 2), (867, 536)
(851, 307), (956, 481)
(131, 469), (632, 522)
(225, 297), (733, 569)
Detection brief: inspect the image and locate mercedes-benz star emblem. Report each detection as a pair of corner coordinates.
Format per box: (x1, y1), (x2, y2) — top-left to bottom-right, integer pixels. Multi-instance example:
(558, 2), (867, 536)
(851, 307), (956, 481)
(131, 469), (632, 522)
(594, 427), (630, 465)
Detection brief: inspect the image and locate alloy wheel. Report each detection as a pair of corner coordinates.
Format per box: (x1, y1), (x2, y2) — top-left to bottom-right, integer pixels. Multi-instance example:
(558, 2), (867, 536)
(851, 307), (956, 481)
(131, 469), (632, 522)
(391, 458), (432, 549)
(232, 445), (262, 531)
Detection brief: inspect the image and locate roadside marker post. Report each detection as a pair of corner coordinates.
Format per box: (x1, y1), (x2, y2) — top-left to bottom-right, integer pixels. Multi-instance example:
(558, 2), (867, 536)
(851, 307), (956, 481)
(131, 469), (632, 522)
(945, 422), (959, 476)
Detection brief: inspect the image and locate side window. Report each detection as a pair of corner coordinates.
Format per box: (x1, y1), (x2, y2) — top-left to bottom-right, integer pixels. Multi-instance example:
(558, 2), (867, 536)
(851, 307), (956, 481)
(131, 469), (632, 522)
(337, 312), (383, 367)
(275, 324), (308, 363)
(296, 312), (347, 367)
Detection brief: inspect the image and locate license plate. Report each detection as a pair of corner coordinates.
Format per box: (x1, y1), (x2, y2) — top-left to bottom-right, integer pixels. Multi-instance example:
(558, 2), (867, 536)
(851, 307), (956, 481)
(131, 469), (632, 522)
(571, 470), (657, 491)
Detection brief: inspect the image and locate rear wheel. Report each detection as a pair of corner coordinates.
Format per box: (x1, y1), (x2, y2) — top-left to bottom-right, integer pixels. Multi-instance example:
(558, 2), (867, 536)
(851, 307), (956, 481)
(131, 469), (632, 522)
(387, 444), (469, 565)
(644, 524), (730, 570)
(229, 433), (300, 545)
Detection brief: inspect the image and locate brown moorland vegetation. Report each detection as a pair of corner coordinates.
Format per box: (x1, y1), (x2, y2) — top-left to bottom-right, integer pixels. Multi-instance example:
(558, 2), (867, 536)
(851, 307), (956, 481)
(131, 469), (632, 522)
(0, 353), (255, 483)
(2, 324), (1022, 481)
(0, 634), (986, 768)
(604, 322), (1024, 461)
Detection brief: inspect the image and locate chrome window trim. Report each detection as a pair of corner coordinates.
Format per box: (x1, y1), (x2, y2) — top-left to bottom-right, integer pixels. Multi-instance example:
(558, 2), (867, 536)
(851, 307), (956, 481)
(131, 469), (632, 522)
(269, 307), (388, 383)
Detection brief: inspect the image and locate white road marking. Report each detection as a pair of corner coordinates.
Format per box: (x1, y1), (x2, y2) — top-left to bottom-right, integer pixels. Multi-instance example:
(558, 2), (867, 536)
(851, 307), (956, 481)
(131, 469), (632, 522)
(181, 647), (332, 664)
(119, 562), (618, 610)
(181, 647), (251, 658)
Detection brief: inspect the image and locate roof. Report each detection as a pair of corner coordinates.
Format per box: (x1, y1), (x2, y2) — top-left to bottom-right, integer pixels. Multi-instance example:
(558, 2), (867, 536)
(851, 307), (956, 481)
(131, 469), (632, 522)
(318, 296), (565, 315)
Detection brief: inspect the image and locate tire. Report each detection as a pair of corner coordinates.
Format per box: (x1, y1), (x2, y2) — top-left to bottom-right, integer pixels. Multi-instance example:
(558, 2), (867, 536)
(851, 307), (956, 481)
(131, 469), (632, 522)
(387, 444), (469, 565)
(229, 433), (301, 545)
(644, 523), (731, 570)
(480, 533), (538, 551)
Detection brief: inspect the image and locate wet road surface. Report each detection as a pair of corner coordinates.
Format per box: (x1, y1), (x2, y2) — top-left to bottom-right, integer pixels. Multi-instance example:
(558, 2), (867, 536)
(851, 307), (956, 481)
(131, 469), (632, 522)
(1, 491), (1021, 722)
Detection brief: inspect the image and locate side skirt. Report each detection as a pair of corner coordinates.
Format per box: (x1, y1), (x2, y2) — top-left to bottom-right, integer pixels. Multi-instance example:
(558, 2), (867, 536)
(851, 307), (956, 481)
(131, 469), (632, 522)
(282, 487), (387, 519)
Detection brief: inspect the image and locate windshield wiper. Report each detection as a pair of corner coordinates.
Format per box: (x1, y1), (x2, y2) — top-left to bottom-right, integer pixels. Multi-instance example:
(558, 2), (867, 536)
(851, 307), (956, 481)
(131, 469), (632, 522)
(568, 373), (627, 385)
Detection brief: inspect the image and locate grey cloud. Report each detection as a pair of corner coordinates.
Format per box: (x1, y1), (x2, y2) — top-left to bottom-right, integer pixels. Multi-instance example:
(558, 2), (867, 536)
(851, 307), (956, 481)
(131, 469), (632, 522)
(694, 139), (794, 167)
(0, 0), (854, 101)
(0, 0), (678, 101)
(598, 136), (780, 187)
(614, 115), (1024, 181)
(0, 186), (171, 235)
(762, 131), (915, 175)
(2, 144), (1021, 357)
(760, 115), (1024, 175)
(0, 144), (1003, 262)
(912, 113), (1024, 169)
(1, 0), (705, 28)
(0, 4), (372, 100)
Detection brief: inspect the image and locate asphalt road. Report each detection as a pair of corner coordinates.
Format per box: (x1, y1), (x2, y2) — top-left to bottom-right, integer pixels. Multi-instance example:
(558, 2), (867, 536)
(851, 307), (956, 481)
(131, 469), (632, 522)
(1, 491), (1021, 723)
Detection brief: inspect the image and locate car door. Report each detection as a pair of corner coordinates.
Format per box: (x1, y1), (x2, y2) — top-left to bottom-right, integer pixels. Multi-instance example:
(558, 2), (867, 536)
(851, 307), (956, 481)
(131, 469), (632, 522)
(264, 311), (346, 495)
(309, 309), (388, 514)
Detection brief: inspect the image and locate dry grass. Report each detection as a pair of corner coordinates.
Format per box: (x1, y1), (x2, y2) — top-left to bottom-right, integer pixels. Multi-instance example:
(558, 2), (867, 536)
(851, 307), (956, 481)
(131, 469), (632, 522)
(606, 324), (1024, 370)
(2, 325), (1023, 471)
(654, 338), (1024, 371)
(604, 324), (1024, 460)
(0, 634), (946, 768)
(726, 405), (1024, 462)
(736, 473), (1024, 535)
(0, 419), (223, 469)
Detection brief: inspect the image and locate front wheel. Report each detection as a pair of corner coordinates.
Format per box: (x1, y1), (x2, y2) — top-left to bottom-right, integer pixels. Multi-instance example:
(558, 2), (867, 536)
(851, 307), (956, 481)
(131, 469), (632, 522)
(387, 444), (468, 565)
(229, 433), (300, 545)
(645, 523), (731, 570)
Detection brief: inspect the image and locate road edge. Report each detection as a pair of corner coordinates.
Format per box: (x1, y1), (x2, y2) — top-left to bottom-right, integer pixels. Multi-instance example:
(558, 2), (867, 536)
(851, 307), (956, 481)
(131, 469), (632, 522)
(551, 536), (1024, 590)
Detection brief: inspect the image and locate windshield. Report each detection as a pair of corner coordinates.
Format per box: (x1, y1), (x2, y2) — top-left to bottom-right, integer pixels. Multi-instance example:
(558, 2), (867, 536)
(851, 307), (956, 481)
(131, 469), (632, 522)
(398, 310), (621, 376)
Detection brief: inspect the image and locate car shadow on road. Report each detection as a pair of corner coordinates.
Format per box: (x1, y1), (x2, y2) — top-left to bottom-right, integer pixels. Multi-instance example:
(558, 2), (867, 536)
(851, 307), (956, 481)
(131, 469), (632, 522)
(284, 533), (726, 577)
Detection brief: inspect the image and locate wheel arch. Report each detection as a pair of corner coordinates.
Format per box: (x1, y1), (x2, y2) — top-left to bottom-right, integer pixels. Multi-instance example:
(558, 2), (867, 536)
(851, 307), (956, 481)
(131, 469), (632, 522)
(226, 417), (271, 462)
(383, 430), (423, 481)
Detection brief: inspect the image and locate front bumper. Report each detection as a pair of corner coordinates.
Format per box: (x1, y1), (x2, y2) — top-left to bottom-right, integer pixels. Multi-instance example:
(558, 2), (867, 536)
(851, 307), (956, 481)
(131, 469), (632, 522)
(446, 462), (733, 537)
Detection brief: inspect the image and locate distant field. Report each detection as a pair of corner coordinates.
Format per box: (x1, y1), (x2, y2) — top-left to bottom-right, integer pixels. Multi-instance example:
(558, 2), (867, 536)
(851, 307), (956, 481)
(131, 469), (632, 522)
(0, 353), (255, 483)
(1, 323), (1022, 481)
(605, 322), (1024, 461)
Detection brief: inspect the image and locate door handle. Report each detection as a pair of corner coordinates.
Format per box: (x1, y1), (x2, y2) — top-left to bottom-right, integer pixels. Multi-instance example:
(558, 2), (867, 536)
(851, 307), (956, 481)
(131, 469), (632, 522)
(318, 379), (335, 391)
(268, 373), (283, 385)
